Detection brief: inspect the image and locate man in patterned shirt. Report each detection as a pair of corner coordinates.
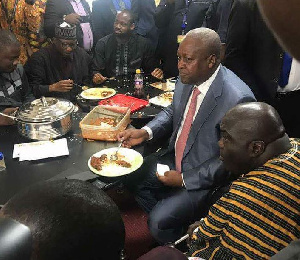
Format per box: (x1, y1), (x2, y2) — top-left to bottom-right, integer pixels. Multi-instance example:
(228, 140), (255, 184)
(139, 102), (300, 259)
(188, 102), (300, 259)
(0, 30), (34, 126)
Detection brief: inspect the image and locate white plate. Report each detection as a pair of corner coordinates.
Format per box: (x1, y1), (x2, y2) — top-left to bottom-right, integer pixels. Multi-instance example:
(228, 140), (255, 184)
(149, 92), (174, 107)
(88, 147), (143, 177)
(81, 87), (116, 100)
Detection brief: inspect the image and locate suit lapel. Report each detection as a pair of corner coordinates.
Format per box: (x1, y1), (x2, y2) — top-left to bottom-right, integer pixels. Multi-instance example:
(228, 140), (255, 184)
(182, 68), (224, 158)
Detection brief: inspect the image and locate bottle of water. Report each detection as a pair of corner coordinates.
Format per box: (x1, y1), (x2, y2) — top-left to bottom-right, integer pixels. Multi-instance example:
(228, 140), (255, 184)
(0, 152), (6, 171)
(134, 69), (143, 90)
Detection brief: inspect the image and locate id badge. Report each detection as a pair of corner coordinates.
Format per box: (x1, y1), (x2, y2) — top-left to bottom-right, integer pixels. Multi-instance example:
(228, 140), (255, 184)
(177, 35), (186, 43)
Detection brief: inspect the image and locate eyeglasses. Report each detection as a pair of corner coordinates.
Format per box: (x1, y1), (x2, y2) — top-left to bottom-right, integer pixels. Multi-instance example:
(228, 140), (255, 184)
(58, 39), (78, 49)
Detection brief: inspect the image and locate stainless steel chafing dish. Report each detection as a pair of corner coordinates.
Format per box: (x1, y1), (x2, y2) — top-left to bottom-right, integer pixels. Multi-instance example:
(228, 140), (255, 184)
(0, 97), (75, 140)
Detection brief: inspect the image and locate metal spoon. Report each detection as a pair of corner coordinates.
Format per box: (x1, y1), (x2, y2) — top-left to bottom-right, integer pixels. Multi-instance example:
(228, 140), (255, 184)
(110, 140), (123, 161)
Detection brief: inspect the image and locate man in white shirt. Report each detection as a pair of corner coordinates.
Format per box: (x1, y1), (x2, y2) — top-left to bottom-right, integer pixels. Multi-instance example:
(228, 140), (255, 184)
(118, 28), (255, 244)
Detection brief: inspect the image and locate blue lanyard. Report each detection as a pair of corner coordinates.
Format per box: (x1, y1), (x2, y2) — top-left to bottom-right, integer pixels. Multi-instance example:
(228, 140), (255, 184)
(181, 0), (190, 34)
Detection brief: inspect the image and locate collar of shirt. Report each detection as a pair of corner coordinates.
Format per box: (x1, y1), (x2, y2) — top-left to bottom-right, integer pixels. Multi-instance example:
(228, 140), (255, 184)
(194, 64), (220, 94)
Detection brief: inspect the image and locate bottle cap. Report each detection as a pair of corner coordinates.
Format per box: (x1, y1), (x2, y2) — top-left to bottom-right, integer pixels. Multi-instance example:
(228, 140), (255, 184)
(136, 69), (141, 74)
(0, 152), (3, 160)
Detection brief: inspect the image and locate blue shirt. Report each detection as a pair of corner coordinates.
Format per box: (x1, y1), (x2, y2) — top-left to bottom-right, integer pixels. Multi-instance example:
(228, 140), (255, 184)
(112, 0), (131, 11)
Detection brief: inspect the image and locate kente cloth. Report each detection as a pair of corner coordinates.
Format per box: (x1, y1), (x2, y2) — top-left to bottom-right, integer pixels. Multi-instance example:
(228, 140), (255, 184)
(189, 139), (300, 260)
(25, 44), (92, 102)
(0, 64), (34, 111)
(93, 33), (159, 77)
(0, 0), (47, 65)
(175, 87), (200, 172)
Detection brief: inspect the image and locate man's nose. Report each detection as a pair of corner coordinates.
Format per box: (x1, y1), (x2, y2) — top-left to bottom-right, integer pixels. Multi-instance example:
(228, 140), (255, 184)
(66, 46), (72, 52)
(178, 59), (185, 69)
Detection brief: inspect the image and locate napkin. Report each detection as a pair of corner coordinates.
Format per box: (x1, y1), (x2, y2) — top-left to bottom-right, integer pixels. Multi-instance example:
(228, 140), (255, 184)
(13, 138), (69, 161)
(157, 163), (170, 176)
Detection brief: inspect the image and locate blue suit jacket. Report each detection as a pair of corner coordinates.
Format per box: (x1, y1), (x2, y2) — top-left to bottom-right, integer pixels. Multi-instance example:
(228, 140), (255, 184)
(146, 65), (256, 191)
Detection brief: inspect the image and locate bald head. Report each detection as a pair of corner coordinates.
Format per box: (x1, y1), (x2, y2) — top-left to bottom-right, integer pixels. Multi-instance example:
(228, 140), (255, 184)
(185, 28), (222, 61)
(117, 9), (135, 25)
(0, 30), (20, 50)
(224, 102), (285, 144)
(219, 102), (290, 176)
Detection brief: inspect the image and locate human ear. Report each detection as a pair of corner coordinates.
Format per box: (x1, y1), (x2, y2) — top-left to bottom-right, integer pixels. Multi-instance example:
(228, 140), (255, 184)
(208, 55), (216, 69)
(249, 141), (265, 157)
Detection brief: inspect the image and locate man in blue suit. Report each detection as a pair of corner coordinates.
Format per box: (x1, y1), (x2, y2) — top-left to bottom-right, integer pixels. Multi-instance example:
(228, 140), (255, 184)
(118, 28), (256, 244)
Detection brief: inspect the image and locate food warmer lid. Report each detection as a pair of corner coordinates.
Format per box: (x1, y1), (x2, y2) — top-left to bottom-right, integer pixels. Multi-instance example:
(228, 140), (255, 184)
(16, 97), (74, 123)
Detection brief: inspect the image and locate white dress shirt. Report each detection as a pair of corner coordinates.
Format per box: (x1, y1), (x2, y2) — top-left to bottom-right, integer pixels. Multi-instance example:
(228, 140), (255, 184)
(143, 65), (221, 146)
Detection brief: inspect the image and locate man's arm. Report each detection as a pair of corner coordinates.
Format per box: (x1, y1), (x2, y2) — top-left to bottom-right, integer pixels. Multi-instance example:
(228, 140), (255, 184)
(141, 38), (161, 75)
(92, 1), (106, 44)
(92, 38), (107, 76)
(145, 104), (174, 140)
(44, 0), (62, 38)
(154, 0), (175, 28)
(20, 69), (35, 103)
(25, 53), (52, 97)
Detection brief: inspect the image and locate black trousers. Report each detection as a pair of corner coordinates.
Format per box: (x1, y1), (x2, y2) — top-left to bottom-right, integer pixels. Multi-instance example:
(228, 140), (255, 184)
(275, 90), (300, 138)
(125, 150), (228, 244)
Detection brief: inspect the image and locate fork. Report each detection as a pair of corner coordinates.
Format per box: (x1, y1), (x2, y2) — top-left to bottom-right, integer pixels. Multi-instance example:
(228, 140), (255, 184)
(110, 140), (123, 161)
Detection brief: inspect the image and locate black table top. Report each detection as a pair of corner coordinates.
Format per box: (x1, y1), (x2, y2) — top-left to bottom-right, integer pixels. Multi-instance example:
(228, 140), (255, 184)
(76, 75), (166, 125)
(0, 111), (144, 205)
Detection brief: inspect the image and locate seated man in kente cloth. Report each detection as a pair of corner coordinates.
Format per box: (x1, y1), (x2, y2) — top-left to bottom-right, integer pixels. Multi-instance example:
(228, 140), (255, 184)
(25, 22), (92, 102)
(0, 30), (34, 126)
(139, 102), (300, 259)
(92, 10), (163, 84)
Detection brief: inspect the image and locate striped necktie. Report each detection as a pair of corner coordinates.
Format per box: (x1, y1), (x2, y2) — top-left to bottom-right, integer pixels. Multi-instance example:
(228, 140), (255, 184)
(175, 88), (201, 172)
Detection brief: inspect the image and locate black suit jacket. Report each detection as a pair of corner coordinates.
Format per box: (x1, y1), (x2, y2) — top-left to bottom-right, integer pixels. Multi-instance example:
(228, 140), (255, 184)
(155, 0), (215, 77)
(224, 0), (283, 104)
(92, 0), (116, 44)
(44, 0), (92, 48)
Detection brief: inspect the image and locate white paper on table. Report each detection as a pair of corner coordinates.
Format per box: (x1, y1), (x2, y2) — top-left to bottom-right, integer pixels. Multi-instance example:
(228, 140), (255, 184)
(13, 143), (22, 158)
(157, 163), (170, 176)
(13, 138), (69, 161)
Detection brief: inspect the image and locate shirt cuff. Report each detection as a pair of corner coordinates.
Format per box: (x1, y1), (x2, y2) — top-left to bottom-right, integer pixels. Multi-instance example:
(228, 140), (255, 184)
(141, 126), (153, 140)
(182, 174), (186, 188)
